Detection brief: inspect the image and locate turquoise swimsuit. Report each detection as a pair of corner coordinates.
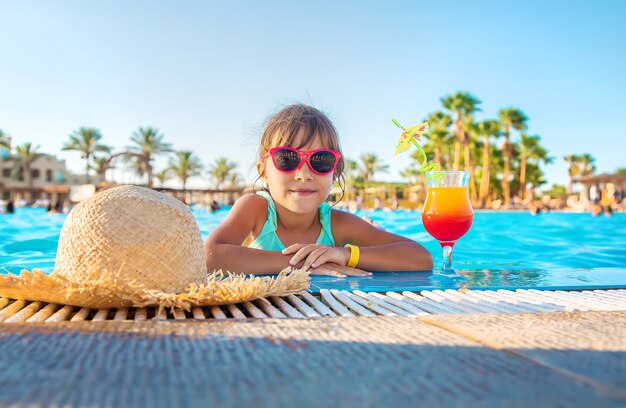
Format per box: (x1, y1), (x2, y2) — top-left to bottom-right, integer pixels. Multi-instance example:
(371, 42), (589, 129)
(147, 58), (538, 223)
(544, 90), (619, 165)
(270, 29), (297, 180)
(246, 190), (335, 251)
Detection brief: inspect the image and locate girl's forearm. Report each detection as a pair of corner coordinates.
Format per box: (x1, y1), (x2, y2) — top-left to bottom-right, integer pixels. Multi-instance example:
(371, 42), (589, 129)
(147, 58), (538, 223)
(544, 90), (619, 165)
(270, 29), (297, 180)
(357, 242), (434, 272)
(205, 243), (292, 275)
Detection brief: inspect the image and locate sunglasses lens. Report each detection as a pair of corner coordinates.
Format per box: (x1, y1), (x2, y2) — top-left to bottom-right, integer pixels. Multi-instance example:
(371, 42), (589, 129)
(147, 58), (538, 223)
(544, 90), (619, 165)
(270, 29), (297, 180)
(273, 148), (301, 171)
(310, 151), (336, 173)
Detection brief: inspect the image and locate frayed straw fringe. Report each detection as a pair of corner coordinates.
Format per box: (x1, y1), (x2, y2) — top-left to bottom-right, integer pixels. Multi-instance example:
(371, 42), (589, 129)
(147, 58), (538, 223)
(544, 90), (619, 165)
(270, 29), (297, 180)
(0, 268), (310, 311)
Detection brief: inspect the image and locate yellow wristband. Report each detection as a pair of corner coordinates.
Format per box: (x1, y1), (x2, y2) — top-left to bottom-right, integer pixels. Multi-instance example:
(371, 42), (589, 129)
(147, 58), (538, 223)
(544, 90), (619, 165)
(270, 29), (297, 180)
(344, 244), (360, 268)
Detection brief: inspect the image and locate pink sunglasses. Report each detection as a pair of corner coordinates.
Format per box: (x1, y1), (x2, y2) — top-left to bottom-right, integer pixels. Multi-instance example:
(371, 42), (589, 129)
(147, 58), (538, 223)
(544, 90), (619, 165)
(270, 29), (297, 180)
(264, 146), (341, 175)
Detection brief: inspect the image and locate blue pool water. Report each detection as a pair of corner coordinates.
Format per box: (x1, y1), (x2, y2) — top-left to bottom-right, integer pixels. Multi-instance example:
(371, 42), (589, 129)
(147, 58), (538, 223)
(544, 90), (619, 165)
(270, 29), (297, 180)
(1, 207), (626, 292)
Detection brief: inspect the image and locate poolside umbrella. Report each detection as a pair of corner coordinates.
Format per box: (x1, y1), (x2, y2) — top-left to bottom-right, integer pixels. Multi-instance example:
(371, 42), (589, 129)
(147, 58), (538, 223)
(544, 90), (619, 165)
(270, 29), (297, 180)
(0, 185), (309, 310)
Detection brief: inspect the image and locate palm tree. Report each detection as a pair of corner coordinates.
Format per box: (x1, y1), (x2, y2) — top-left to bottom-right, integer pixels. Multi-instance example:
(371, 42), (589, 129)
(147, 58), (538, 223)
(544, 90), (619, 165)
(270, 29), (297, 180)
(154, 169), (172, 187)
(128, 157), (147, 182)
(226, 172), (243, 188)
(518, 134), (551, 200)
(62, 127), (111, 184)
(400, 167), (422, 185)
(441, 92), (481, 170)
(208, 157), (238, 189)
(578, 153), (596, 176)
(358, 152), (389, 185)
(344, 159), (362, 201)
(168, 151), (203, 196)
(498, 107), (528, 206)
(128, 127), (173, 188)
(476, 120), (502, 208)
(462, 116), (480, 203)
(90, 156), (115, 184)
(564, 154), (581, 193)
(524, 162), (549, 193)
(9, 143), (43, 196)
(423, 111), (452, 167)
(358, 153), (388, 202)
(0, 129), (10, 151)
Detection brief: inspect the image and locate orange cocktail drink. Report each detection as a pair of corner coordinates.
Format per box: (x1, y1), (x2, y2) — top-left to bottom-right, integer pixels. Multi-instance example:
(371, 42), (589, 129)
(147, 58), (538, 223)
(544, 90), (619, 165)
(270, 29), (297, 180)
(422, 171), (473, 275)
(422, 187), (473, 245)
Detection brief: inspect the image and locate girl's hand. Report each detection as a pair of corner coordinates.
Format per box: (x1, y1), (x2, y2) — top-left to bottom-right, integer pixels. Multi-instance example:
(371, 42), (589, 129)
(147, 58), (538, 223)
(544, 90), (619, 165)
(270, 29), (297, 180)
(283, 243), (350, 270)
(308, 262), (371, 278)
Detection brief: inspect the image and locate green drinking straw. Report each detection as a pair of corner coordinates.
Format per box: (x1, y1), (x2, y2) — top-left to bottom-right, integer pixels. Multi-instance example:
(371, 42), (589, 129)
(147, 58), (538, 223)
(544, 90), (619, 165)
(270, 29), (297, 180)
(391, 118), (439, 172)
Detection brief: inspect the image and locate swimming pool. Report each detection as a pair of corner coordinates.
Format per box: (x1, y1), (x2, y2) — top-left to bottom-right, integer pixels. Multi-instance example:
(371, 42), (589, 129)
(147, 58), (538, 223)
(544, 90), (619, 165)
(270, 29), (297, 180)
(2, 207), (626, 292)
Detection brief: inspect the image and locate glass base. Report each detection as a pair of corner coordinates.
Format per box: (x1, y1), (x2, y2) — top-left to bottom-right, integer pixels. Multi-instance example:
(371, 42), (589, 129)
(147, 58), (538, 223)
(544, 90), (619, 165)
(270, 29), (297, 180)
(434, 268), (467, 279)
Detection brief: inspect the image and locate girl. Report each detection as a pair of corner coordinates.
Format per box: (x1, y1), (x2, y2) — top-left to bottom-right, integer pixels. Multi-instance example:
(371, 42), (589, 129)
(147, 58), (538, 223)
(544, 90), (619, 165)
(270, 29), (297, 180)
(204, 104), (433, 277)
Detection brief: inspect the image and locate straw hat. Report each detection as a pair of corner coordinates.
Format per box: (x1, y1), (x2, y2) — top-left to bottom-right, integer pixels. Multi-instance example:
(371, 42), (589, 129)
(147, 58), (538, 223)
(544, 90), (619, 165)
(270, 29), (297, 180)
(0, 185), (309, 310)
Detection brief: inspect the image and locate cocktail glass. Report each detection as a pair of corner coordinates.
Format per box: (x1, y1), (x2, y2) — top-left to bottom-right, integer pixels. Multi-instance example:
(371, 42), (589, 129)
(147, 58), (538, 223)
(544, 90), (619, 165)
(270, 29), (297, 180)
(422, 171), (474, 276)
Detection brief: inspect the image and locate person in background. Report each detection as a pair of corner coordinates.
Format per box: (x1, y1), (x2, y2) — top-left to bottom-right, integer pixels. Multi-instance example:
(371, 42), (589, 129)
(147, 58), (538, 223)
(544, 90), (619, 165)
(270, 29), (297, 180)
(210, 200), (221, 212)
(5, 199), (15, 214)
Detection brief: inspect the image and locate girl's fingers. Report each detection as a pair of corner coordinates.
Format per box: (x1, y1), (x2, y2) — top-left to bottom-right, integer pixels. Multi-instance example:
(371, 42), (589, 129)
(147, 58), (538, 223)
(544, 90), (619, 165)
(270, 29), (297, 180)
(289, 245), (319, 266)
(310, 251), (334, 268)
(309, 263), (371, 278)
(343, 267), (372, 277)
(320, 263), (372, 277)
(316, 269), (346, 278)
(282, 243), (305, 255)
(302, 247), (328, 271)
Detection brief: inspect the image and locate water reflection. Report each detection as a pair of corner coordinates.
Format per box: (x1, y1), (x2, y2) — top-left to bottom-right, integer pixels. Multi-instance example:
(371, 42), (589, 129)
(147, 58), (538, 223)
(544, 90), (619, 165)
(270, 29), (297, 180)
(309, 267), (626, 293)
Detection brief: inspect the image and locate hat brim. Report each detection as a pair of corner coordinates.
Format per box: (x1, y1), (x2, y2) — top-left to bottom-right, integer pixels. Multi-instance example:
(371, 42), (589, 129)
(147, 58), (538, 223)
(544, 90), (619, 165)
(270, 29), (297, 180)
(0, 268), (310, 311)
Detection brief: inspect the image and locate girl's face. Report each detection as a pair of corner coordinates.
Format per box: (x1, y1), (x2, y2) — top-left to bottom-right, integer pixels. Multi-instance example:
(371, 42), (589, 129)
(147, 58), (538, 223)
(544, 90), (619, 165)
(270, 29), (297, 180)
(258, 131), (335, 215)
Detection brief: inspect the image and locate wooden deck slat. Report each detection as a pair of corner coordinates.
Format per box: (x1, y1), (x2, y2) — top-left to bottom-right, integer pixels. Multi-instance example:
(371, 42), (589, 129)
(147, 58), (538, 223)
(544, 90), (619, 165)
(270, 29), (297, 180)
(386, 292), (437, 314)
(133, 308), (148, 321)
(92, 309), (110, 321)
(418, 291), (476, 314)
(191, 307), (207, 319)
(269, 296), (304, 318)
(522, 289), (591, 311)
(299, 292), (336, 317)
(0, 300), (27, 322)
(526, 289), (593, 309)
(385, 292), (432, 315)
(342, 291), (396, 316)
(432, 290), (505, 314)
(456, 290), (529, 313)
(402, 291), (465, 314)
(555, 290), (625, 310)
(226, 304), (246, 319)
(498, 290), (566, 312)
(368, 292), (429, 317)
(4, 301), (43, 323)
(1, 289), (624, 322)
(113, 308), (129, 321)
(495, 290), (563, 312)
(465, 290), (540, 313)
(319, 289), (354, 317)
(70, 308), (91, 322)
(241, 301), (267, 319)
(209, 305), (227, 319)
(46, 305), (75, 322)
(443, 289), (525, 314)
(26, 303), (60, 322)
(585, 290), (626, 303)
(285, 295), (321, 318)
(329, 289), (375, 317)
(255, 298), (287, 318)
(172, 308), (187, 320)
(351, 291), (413, 316)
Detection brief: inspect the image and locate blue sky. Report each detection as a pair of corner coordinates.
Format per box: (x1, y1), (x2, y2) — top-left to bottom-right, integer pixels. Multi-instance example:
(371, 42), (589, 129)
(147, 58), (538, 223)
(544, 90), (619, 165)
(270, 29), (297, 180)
(1, 0), (624, 188)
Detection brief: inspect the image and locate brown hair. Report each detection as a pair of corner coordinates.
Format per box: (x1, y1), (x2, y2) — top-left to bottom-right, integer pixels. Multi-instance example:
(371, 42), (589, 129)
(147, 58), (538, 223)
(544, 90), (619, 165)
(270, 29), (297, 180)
(257, 104), (345, 185)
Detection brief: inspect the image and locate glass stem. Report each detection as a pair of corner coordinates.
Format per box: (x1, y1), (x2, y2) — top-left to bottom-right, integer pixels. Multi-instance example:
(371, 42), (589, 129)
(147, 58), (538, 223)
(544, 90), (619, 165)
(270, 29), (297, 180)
(441, 245), (454, 273)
